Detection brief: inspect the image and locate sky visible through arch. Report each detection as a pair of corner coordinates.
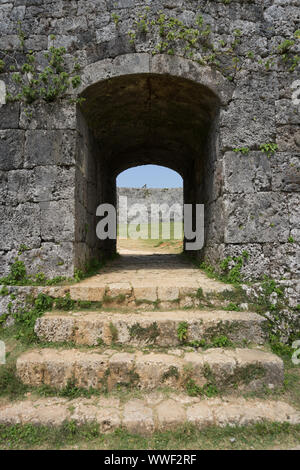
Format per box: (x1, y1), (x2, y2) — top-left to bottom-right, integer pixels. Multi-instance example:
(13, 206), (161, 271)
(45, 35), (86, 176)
(117, 165), (183, 188)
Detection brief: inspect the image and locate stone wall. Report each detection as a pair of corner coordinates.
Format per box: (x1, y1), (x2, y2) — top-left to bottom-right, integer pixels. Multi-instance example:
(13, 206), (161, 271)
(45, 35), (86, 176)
(117, 187), (183, 223)
(0, 0), (299, 285)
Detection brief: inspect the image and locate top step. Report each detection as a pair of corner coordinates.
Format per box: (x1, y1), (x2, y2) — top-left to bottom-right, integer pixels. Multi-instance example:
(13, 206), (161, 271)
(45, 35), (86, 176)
(68, 253), (234, 308)
(35, 309), (267, 347)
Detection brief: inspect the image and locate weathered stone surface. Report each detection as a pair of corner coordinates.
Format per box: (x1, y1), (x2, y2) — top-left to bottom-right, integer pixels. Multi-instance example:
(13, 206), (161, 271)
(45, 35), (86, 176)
(0, 170), (7, 202)
(69, 285), (106, 301)
(224, 193), (290, 243)
(24, 130), (77, 168)
(0, 103), (20, 129)
(0, 130), (24, 170)
(79, 53), (150, 92)
(24, 242), (75, 277)
(276, 99), (300, 126)
(118, 187), (183, 223)
(16, 347), (284, 393)
(68, 253), (234, 305)
(224, 152), (272, 193)
(106, 282), (132, 297)
(123, 400), (154, 434)
(150, 54), (234, 105)
(134, 286), (158, 302)
(0, 0), (298, 292)
(226, 348), (284, 390)
(276, 126), (300, 152)
(156, 399), (186, 430)
(69, 397), (121, 432)
(232, 71), (279, 102)
(1, 396), (299, 433)
(35, 310), (268, 347)
(264, 242), (300, 278)
(0, 203), (41, 250)
(19, 103), (77, 130)
(157, 287), (180, 302)
(221, 241), (300, 281)
(5, 166), (75, 206)
(40, 200), (75, 242)
(212, 397), (300, 427)
(220, 100), (276, 149)
(271, 153), (300, 192)
(0, 398), (70, 427)
(186, 402), (215, 427)
(289, 194), (300, 242)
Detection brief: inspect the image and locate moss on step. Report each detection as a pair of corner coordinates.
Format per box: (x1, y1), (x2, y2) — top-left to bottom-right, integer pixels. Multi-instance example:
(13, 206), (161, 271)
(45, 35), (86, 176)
(109, 322), (119, 343)
(161, 366), (180, 383)
(103, 293), (127, 304)
(222, 364), (266, 390)
(129, 322), (160, 343)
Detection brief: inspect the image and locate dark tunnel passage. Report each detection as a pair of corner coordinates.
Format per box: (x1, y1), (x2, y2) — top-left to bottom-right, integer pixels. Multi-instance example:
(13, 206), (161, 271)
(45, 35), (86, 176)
(74, 73), (220, 269)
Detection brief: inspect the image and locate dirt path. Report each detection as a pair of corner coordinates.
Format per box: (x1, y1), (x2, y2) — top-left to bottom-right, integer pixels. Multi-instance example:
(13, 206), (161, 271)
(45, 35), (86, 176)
(117, 238), (183, 255)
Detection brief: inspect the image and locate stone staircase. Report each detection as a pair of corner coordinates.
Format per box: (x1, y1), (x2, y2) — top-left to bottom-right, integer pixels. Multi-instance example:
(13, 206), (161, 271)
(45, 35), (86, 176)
(2, 304), (300, 433)
(1, 254), (300, 434)
(15, 307), (283, 395)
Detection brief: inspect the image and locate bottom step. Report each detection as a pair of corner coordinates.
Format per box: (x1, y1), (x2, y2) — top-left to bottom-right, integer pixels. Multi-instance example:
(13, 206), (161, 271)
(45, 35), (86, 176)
(0, 396), (299, 434)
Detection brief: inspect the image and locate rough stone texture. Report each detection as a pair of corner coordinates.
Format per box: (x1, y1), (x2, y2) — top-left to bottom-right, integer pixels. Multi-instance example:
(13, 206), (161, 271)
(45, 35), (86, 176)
(68, 252), (234, 307)
(243, 280), (300, 309)
(0, 0), (298, 298)
(35, 309), (267, 347)
(0, 284), (69, 320)
(1, 396), (299, 435)
(123, 400), (155, 434)
(0, 130), (24, 170)
(224, 193), (290, 243)
(16, 347), (284, 393)
(118, 187), (183, 224)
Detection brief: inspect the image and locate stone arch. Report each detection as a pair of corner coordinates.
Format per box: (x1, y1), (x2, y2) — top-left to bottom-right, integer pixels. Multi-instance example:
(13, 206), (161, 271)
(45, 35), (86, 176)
(78, 53), (233, 106)
(74, 53), (233, 269)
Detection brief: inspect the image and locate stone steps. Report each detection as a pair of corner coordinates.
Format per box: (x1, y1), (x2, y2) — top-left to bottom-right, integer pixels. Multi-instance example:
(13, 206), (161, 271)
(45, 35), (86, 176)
(1, 395), (299, 434)
(35, 309), (267, 347)
(68, 272), (234, 309)
(16, 347), (283, 393)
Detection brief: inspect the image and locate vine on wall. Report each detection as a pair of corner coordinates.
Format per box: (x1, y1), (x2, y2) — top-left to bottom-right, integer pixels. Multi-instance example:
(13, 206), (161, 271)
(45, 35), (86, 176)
(127, 8), (225, 70)
(0, 26), (83, 111)
(0, 11), (299, 108)
(124, 8), (300, 77)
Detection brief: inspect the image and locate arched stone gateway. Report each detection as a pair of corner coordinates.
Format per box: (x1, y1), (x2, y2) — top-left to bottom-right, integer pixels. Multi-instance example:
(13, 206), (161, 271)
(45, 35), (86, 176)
(74, 53), (230, 266)
(1, 1), (300, 439)
(0, 2), (299, 292)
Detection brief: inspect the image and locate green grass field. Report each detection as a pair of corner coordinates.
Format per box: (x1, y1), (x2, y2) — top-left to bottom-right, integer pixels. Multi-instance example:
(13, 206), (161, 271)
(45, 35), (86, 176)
(117, 222), (183, 253)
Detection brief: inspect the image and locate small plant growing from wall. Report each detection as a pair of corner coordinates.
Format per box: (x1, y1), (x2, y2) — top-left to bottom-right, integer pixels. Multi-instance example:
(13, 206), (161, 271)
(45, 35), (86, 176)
(233, 147), (250, 155)
(1, 26), (83, 108)
(259, 143), (278, 157)
(125, 8), (300, 77)
(219, 251), (249, 284)
(177, 321), (188, 343)
(111, 13), (120, 26)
